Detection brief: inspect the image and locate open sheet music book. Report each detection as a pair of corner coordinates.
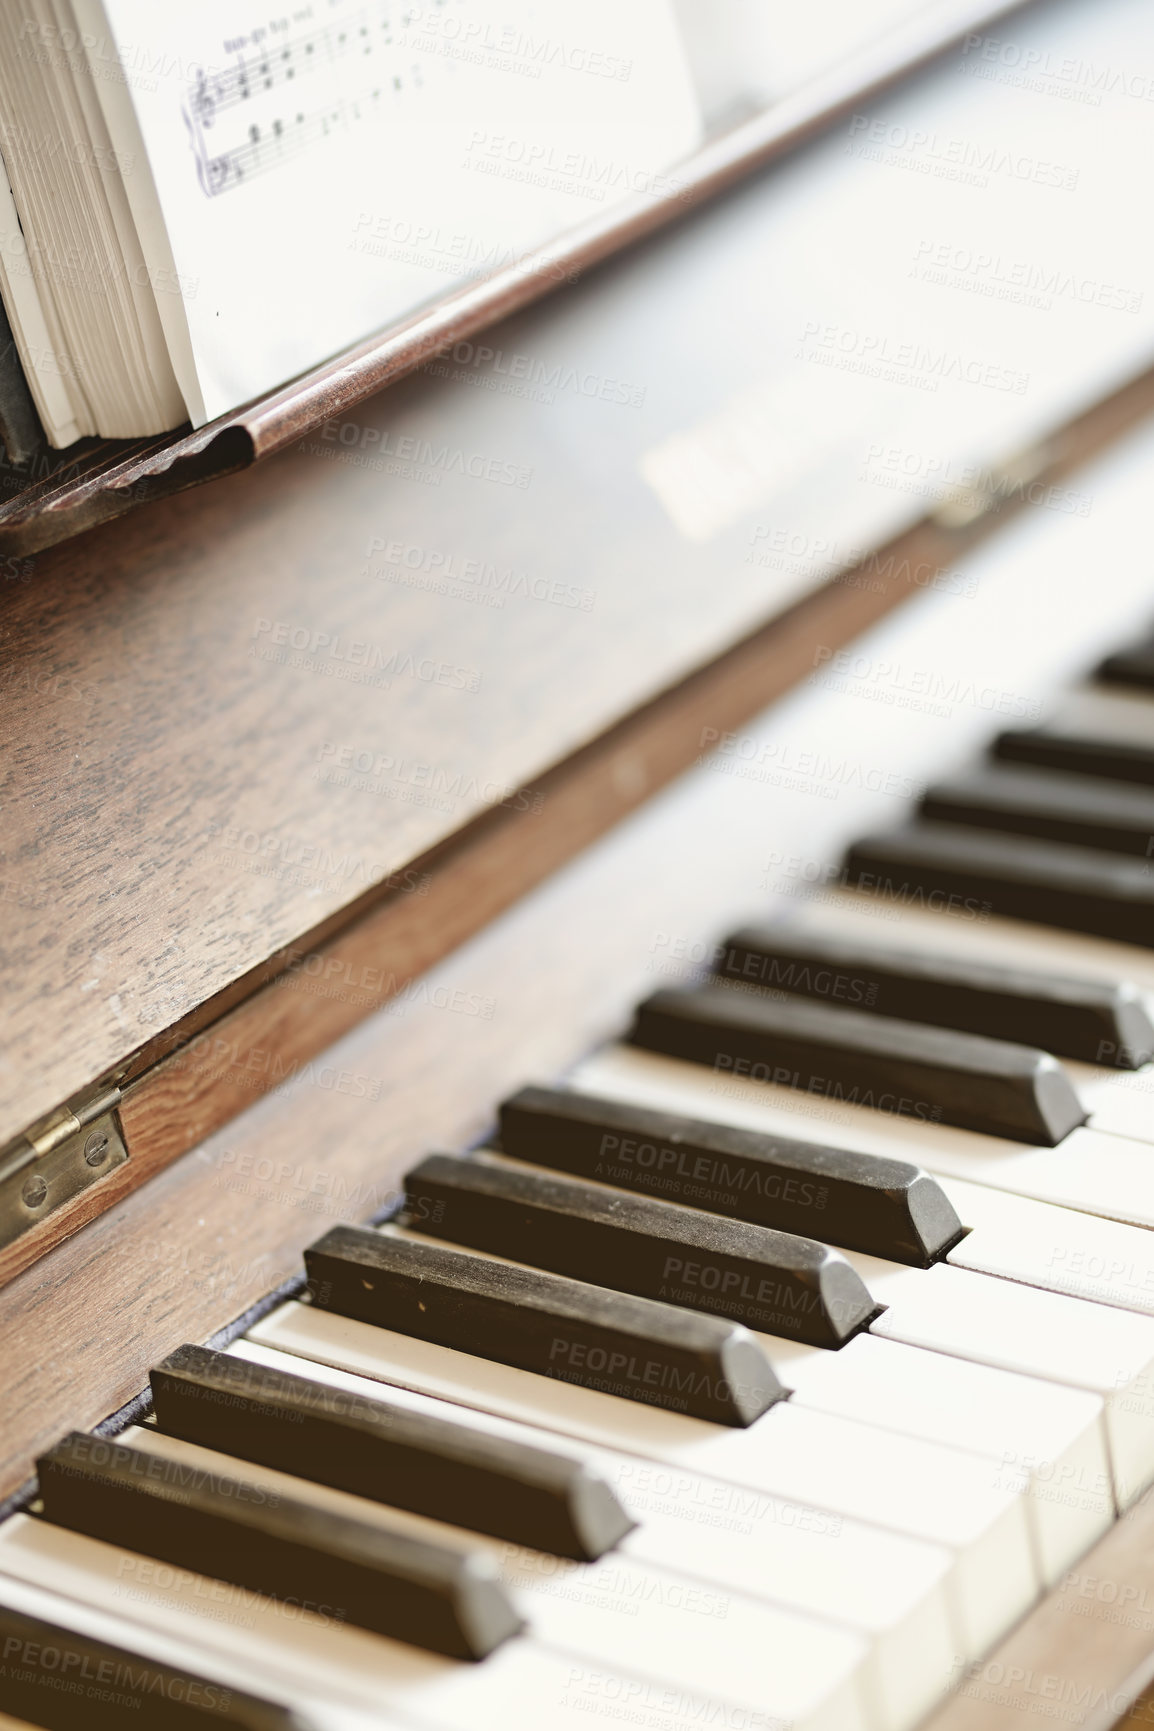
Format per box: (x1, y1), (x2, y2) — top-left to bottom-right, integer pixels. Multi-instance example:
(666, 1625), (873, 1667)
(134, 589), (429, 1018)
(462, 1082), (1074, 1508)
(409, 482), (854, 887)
(0, 0), (701, 446)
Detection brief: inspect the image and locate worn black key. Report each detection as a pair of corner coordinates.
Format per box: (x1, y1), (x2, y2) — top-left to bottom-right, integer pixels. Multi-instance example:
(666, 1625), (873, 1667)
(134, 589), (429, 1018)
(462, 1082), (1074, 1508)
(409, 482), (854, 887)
(405, 1153), (876, 1347)
(0, 1598), (310, 1730)
(1098, 632), (1154, 693)
(306, 1225), (783, 1426)
(847, 820), (1154, 948)
(499, 1085), (963, 1266)
(921, 764), (1154, 857)
(718, 924), (1154, 1068)
(152, 1343), (633, 1561)
(37, 1431), (521, 1661)
(630, 984), (1086, 1146)
(995, 727), (1154, 788)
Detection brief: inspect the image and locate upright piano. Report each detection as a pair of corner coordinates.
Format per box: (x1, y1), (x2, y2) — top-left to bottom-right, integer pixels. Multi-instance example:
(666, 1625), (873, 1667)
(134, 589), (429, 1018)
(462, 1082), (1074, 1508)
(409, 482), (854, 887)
(4, 2), (1154, 1727)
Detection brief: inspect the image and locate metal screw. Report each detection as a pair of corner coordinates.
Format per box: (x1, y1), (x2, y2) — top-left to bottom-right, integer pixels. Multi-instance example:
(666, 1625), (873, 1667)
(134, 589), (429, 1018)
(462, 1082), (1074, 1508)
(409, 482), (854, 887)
(22, 1174), (48, 1208)
(84, 1131), (110, 1166)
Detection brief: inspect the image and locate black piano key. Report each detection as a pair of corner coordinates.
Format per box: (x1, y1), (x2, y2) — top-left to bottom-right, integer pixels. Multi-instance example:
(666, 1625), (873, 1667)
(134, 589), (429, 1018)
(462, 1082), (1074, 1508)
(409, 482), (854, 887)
(921, 764), (1154, 856)
(995, 726), (1154, 788)
(718, 923), (1154, 1068)
(1097, 633), (1154, 692)
(404, 1153), (876, 1348)
(499, 1084), (963, 1267)
(151, 1343), (634, 1561)
(629, 984), (1086, 1146)
(37, 1431), (522, 1661)
(306, 1225), (783, 1427)
(0, 1599), (310, 1730)
(847, 820), (1154, 948)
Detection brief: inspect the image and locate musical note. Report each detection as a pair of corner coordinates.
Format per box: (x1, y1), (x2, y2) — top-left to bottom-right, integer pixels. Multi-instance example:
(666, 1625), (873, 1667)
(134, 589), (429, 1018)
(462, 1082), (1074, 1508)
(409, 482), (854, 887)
(189, 68), (218, 130)
(195, 152), (234, 197)
(192, 9), (375, 127)
(181, 1), (449, 197)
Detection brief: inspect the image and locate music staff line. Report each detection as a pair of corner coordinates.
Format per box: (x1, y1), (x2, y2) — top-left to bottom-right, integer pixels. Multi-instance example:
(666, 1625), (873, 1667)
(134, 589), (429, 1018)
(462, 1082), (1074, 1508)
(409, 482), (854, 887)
(183, 69), (425, 198)
(190, 14), (394, 128)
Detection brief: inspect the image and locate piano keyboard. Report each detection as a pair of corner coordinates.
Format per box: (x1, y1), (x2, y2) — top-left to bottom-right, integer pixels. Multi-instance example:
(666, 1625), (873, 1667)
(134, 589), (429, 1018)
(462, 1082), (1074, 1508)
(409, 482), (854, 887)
(11, 618), (1154, 1730)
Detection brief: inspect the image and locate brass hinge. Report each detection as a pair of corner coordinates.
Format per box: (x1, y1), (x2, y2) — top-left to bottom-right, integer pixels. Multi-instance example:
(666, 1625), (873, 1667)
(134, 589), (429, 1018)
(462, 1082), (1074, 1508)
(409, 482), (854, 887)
(0, 1086), (127, 1251)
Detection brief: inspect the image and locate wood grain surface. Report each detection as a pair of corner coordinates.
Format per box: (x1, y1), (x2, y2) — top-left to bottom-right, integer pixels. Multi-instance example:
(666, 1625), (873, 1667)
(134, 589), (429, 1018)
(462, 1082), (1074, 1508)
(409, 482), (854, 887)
(1, 145), (901, 1152)
(3, 357), (1150, 1286)
(0, 499), (1061, 1285)
(0, 515), (935, 1288)
(4, 0), (1148, 1171)
(4, 396), (1154, 1731)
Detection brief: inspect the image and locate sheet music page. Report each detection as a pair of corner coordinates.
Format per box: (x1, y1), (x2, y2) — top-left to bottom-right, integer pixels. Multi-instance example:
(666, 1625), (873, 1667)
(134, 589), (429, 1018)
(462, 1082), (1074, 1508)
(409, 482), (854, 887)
(68, 0), (701, 424)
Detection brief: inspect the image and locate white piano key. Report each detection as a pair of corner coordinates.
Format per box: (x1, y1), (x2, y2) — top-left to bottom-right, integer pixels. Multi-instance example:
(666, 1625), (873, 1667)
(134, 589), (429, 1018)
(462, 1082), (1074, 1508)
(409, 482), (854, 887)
(1069, 1060), (1154, 1142)
(736, 1416), (1026, 1646)
(246, 1296), (793, 1478)
(231, 1338), (955, 1731)
(0, 1567), (378, 1731)
(568, 1044), (1154, 1229)
(1053, 685), (1154, 747)
(538, 1047), (1154, 1508)
(247, 1301), (1039, 1660)
(118, 1423), (872, 1731)
(560, 1048), (1154, 1443)
(940, 1175), (1154, 1317)
(836, 1256), (1154, 1509)
(567, 1038), (1154, 1332)
(519, 1059), (1154, 1319)
(766, 1332), (1112, 1585)
(0, 1504), (869, 1731)
(736, 881), (1154, 1147)
(773, 889), (1154, 1146)
(780, 889), (1154, 999)
(769, 908), (1154, 1148)
(539, 1056), (1154, 1317)
(571, 992), (1154, 1459)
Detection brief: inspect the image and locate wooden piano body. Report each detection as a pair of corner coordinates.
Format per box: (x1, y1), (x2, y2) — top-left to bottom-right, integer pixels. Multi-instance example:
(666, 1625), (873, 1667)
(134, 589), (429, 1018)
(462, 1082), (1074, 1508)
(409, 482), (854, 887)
(5, 2), (1154, 1724)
